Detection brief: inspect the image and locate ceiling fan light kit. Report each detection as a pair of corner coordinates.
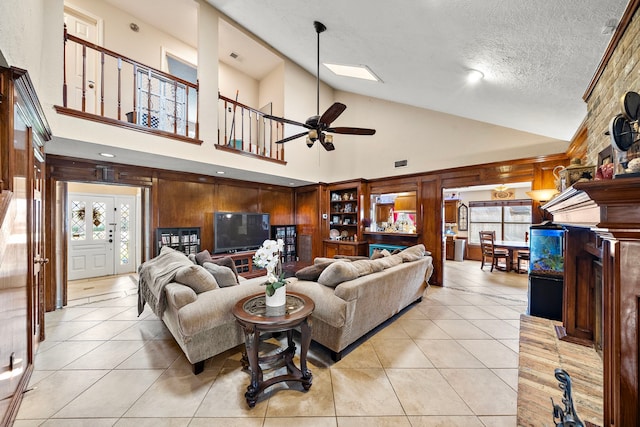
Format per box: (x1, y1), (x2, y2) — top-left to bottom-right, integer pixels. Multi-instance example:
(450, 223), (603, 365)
(263, 21), (376, 151)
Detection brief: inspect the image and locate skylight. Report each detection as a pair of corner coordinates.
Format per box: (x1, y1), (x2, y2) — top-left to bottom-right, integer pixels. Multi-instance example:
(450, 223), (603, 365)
(323, 63), (381, 82)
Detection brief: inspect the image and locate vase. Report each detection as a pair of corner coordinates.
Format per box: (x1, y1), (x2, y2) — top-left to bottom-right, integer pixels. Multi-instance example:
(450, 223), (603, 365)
(265, 284), (286, 307)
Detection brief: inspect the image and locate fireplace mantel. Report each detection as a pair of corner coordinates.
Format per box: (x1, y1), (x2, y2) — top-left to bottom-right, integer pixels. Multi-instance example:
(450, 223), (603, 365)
(543, 177), (640, 427)
(544, 177), (640, 231)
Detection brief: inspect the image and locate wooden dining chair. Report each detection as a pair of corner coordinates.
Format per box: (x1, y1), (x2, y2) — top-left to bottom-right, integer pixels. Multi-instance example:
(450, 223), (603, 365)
(517, 250), (530, 274)
(479, 231), (509, 272)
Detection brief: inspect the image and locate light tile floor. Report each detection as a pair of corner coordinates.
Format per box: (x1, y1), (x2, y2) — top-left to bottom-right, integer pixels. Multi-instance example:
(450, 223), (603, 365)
(15, 260), (527, 426)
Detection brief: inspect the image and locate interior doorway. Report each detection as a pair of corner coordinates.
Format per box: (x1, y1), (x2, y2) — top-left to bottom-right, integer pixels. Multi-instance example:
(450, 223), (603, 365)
(65, 182), (142, 302)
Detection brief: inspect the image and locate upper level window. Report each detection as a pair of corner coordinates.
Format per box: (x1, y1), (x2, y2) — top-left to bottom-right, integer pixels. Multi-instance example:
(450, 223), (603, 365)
(468, 200), (531, 244)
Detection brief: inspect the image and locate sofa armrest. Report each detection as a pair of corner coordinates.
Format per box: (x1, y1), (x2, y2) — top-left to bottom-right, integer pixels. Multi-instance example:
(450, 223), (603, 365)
(165, 283), (197, 310)
(174, 282), (263, 337)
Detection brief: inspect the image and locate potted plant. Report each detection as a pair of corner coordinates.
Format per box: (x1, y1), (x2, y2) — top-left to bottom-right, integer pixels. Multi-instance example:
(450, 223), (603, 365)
(253, 239), (288, 306)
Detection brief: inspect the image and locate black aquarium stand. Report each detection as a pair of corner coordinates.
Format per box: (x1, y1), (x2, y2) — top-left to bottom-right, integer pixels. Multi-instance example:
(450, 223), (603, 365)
(528, 275), (563, 321)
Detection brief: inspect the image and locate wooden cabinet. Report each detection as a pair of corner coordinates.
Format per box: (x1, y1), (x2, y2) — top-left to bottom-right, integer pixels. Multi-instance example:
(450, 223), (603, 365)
(271, 225), (297, 262)
(329, 186), (359, 240)
(156, 227), (200, 255)
(444, 199), (459, 223)
(323, 240), (368, 257)
(445, 236), (455, 260)
(210, 251), (266, 279)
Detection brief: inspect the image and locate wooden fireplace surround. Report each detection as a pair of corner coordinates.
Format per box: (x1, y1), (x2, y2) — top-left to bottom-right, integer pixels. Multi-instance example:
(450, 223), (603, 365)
(544, 177), (640, 427)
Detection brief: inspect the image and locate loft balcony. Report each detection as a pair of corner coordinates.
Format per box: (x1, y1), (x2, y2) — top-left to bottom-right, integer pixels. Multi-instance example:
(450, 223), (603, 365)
(55, 25), (286, 163)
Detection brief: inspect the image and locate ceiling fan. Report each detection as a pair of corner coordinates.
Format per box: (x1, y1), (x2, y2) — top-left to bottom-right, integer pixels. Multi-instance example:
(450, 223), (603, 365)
(264, 21), (376, 151)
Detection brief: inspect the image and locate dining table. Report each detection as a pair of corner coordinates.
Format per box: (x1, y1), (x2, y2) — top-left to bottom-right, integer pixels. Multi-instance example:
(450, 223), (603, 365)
(493, 240), (529, 272)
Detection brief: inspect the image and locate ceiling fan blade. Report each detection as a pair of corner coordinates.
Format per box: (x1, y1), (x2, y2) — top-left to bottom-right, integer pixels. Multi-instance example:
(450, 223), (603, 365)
(319, 102), (347, 127)
(327, 127), (376, 135)
(275, 131), (308, 144)
(317, 132), (335, 151)
(264, 114), (311, 129)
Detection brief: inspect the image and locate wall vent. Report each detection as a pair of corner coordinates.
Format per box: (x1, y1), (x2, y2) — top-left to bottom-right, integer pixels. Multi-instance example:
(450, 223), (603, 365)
(395, 160), (408, 168)
(230, 52), (239, 59)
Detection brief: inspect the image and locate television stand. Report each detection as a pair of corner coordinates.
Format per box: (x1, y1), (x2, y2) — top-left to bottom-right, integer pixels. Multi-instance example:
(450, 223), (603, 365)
(211, 250), (265, 279)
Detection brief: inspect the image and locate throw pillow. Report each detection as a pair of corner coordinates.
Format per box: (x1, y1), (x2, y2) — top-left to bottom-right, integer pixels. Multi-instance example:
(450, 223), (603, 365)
(370, 254), (403, 270)
(351, 259), (383, 276)
(187, 253), (197, 264)
(317, 261), (359, 288)
(399, 244), (426, 262)
(371, 249), (392, 260)
(208, 256), (239, 284)
(195, 249), (212, 266)
(202, 262), (238, 287)
(175, 265), (219, 293)
(295, 262), (333, 281)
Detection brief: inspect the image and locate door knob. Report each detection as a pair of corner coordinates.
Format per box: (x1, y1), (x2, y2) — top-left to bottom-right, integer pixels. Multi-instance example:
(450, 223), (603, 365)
(88, 80), (95, 89)
(34, 257), (49, 264)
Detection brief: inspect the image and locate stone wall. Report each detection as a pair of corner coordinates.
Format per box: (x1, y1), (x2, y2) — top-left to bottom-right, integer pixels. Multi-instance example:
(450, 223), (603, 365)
(585, 4), (640, 165)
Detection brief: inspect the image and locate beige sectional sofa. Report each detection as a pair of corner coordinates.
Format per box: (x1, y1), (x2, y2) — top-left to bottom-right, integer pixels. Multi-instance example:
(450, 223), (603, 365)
(138, 244), (433, 373)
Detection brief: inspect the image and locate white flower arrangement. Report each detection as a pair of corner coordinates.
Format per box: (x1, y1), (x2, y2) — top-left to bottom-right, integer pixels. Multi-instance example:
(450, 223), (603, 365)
(253, 239), (287, 296)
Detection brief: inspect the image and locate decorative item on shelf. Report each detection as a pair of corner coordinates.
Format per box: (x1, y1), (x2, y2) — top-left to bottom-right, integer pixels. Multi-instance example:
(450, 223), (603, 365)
(596, 145), (614, 180)
(554, 159), (595, 191)
(362, 217), (371, 232)
(606, 91), (640, 178)
(253, 239), (287, 307)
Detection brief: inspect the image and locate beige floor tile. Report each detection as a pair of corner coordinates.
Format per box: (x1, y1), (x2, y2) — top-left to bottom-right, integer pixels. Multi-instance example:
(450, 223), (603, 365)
(415, 304), (463, 320)
(385, 368), (473, 416)
(414, 339), (483, 368)
(477, 305), (523, 320)
(124, 368), (218, 417)
(68, 320), (138, 341)
(447, 305), (499, 320)
(12, 421), (45, 427)
(371, 338), (433, 368)
(431, 319), (493, 340)
(468, 319), (520, 339)
(265, 368), (335, 417)
(33, 341), (103, 370)
(499, 339), (520, 353)
(491, 368), (519, 391)
(407, 415), (485, 426)
(332, 342), (382, 368)
(188, 419), (264, 427)
(337, 416), (412, 426)
(368, 320), (412, 341)
(330, 368), (404, 416)
(195, 367), (269, 417)
(44, 320), (101, 341)
(439, 369), (517, 416)
(263, 417), (337, 427)
(116, 339), (182, 369)
(111, 319), (172, 340)
(63, 341), (145, 370)
(16, 370), (108, 419)
(38, 419), (117, 426)
(52, 369), (163, 418)
(397, 319), (451, 340)
(73, 306), (131, 321)
(477, 415), (518, 427)
(45, 306), (100, 322)
(109, 305), (154, 320)
(457, 340), (519, 368)
(114, 419), (191, 427)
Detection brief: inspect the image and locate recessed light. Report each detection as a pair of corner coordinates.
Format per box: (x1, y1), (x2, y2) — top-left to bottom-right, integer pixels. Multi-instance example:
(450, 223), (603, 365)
(99, 152), (115, 158)
(216, 171), (225, 175)
(289, 182), (295, 186)
(323, 63), (381, 82)
(466, 69), (484, 84)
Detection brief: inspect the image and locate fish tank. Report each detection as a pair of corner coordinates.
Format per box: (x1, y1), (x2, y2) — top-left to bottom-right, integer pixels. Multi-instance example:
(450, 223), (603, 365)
(529, 225), (564, 277)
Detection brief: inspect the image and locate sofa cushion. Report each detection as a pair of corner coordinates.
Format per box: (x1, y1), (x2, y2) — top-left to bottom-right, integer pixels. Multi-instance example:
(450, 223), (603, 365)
(351, 259), (384, 276)
(314, 257), (350, 265)
(202, 262), (238, 287)
(195, 249), (212, 266)
(399, 244), (426, 262)
(370, 254), (403, 270)
(187, 253), (197, 264)
(317, 261), (359, 288)
(208, 256), (239, 284)
(165, 283), (198, 309)
(370, 249), (391, 260)
(334, 255), (369, 261)
(295, 262), (333, 281)
(175, 265), (219, 293)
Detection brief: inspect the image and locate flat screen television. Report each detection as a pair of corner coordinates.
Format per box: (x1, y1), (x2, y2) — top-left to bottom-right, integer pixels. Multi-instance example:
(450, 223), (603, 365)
(214, 212), (270, 253)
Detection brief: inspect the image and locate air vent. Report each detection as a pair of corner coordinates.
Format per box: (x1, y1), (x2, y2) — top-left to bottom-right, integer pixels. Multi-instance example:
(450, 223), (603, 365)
(395, 160), (408, 168)
(229, 52), (239, 59)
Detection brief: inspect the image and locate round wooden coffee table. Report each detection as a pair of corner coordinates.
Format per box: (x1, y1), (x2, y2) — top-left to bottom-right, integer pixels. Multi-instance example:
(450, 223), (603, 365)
(232, 291), (314, 407)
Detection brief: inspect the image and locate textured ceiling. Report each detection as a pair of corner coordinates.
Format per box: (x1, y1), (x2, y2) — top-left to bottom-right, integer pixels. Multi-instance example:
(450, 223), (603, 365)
(206, 0), (628, 141)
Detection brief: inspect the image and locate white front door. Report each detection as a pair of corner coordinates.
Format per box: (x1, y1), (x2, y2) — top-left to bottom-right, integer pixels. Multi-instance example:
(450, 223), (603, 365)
(64, 7), (98, 114)
(68, 194), (137, 280)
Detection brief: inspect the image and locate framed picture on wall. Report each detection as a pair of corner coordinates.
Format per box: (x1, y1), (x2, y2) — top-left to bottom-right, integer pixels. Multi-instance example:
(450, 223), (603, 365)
(458, 203), (468, 231)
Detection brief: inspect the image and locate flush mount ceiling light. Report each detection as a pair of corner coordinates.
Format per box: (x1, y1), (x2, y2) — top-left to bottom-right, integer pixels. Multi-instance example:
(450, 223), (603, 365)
(99, 152), (115, 158)
(323, 63), (381, 82)
(466, 69), (484, 84)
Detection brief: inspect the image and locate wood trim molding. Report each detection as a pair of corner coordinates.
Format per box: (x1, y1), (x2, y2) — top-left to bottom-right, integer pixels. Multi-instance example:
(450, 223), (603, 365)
(214, 143), (287, 165)
(583, 0), (640, 101)
(54, 105), (203, 145)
